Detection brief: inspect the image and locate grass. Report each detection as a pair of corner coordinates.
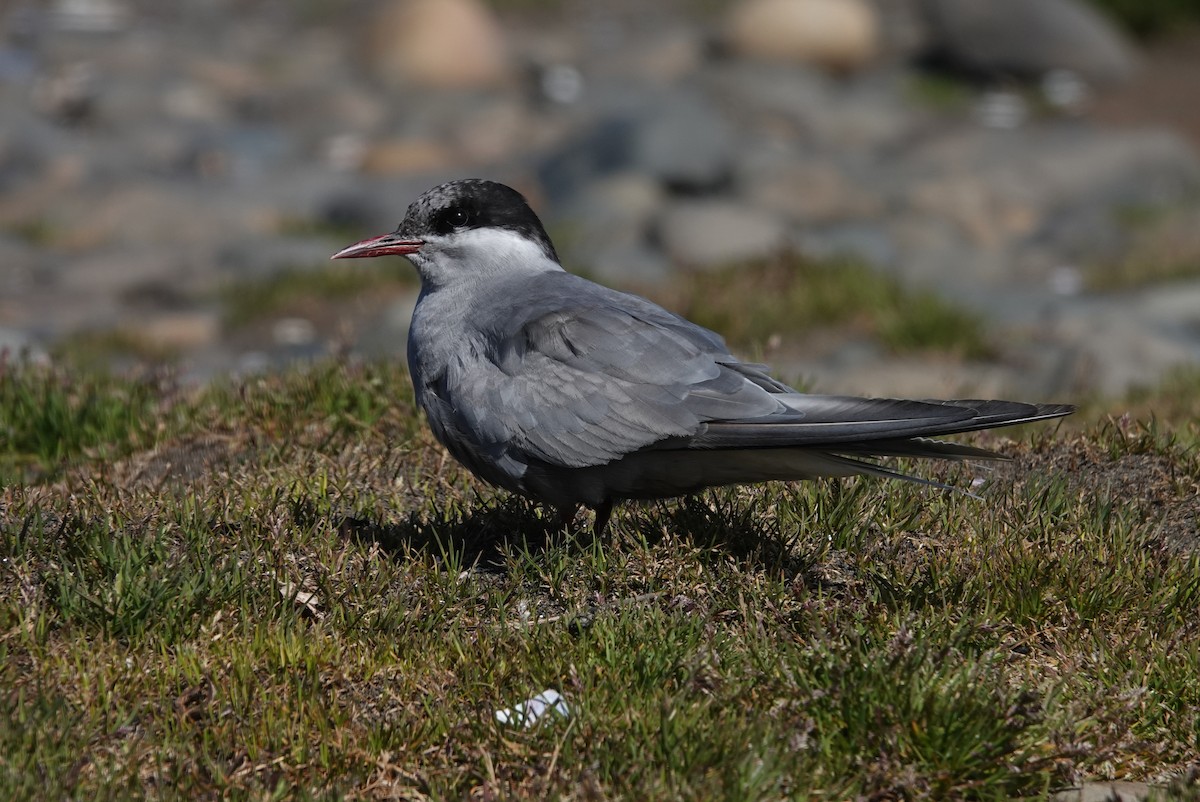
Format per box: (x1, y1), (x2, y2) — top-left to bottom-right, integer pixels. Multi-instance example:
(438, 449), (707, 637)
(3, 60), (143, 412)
(49, 329), (181, 371)
(1, 359), (1199, 799)
(655, 254), (994, 359)
(1086, 204), (1200, 291)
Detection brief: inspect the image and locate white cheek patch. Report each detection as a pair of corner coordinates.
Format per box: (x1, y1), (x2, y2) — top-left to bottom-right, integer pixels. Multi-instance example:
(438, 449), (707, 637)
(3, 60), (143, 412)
(438, 227), (561, 277)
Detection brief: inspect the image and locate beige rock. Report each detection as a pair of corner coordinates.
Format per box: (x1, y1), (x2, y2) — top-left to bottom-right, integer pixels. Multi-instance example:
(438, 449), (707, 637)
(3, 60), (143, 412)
(726, 0), (880, 71)
(365, 0), (514, 89)
(452, 99), (527, 163)
(907, 176), (1037, 250)
(746, 159), (882, 223)
(359, 139), (456, 175)
(135, 311), (222, 350)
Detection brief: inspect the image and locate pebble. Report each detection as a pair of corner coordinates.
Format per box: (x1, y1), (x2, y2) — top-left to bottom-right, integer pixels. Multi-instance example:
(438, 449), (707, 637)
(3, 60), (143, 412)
(725, 0), (880, 71)
(364, 0), (514, 89)
(0, 0), (1197, 398)
(657, 200), (789, 268)
(924, 0), (1138, 86)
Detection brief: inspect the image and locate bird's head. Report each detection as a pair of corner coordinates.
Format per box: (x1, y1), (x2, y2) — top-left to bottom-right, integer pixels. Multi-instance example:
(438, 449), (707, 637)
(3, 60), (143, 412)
(331, 179), (560, 289)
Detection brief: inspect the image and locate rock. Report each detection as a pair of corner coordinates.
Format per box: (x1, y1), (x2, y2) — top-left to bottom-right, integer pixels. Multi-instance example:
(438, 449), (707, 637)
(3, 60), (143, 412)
(725, 0), (880, 71)
(449, 97), (529, 164)
(923, 0), (1138, 87)
(537, 116), (640, 204)
(605, 28), (707, 85)
(48, 184), (272, 252)
(657, 200), (788, 268)
(134, 311), (221, 350)
(364, 0), (514, 90)
(216, 238), (347, 282)
(359, 138), (456, 175)
(1050, 781), (1158, 802)
(906, 173), (1039, 249)
(558, 172), (661, 244)
(898, 128), (1200, 258)
(32, 62), (98, 125)
(632, 90), (736, 192)
(798, 222), (896, 267)
(50, 0), (130, 34)
(0, 327), (45, 363)
(1052, 287), (1200, 395)
(162, 81), (228, 124)
(54, 250), (168, 297)
(556, 173), (668, 283)
(737, 150), (883, 223)
(587, 243), (674, 287)
(1124, 206), (1200, 278)
(864, 0), (931, 61)
(272, 317), (317, 347)
(707, 62), (917, 151)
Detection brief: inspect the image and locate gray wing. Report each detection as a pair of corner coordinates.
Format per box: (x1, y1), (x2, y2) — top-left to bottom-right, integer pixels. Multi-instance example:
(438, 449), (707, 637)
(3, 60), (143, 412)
(455, 290), (787, 469)
(449, 273), (1050, 474)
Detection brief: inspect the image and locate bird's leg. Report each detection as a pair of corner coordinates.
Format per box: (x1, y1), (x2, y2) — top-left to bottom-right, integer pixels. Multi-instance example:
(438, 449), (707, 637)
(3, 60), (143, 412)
(553, 504), (581, 532)
(592, 499), (614, 539)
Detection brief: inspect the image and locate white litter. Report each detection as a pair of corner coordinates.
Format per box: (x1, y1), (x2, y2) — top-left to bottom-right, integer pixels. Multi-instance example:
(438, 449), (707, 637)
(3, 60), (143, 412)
(494, 689), (570, 728)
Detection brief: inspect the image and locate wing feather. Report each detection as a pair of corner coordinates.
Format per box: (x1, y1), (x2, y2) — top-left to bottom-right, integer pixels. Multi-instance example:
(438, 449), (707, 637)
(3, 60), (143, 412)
(436, 272), (1072, 485)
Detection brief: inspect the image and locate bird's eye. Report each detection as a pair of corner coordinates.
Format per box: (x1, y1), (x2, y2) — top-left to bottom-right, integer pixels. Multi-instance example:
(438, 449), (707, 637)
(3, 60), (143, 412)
(436, 206), (473, 234)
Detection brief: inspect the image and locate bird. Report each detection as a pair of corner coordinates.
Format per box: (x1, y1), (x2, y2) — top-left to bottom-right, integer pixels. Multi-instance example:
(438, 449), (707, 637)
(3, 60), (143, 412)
(332, 179), (1073, 535)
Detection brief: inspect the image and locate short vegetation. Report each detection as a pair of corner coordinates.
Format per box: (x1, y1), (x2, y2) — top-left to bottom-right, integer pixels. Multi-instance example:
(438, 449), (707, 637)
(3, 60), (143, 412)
(658, 254), (993, 360)
(2, 357), (1199, 800)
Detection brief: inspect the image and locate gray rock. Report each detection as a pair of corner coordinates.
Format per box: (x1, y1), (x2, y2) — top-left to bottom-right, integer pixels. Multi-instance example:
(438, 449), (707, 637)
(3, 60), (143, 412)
(707, 62), (919, 151)
(736, 147), (884, 223)
(0, 327), (45, 363)
(632, 89), (736, 193)
(864, 0), (930, 61)
(797, 222), (896, 267)
(897, 127), (1200, 258)
(216, 237), (347, 282)
(1052, 283), (1200, 395)
(586, 242), (674, 286)
(656, 199), (787, 268)
(923, 0), (1138, 86)
(554, 172), (664, 282)
(1050, 781), (1157, 802)
(537, 116), (640, 204)
(707, 61), (833, 131)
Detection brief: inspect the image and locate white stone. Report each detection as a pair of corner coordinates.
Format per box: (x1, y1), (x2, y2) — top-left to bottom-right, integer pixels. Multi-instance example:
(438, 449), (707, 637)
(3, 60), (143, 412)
(725, 0), (880, 71)
(365, 0), (514, 90)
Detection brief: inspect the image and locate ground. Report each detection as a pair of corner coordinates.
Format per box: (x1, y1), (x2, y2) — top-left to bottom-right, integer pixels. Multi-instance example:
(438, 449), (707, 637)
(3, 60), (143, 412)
(1, 360), (1198, 800)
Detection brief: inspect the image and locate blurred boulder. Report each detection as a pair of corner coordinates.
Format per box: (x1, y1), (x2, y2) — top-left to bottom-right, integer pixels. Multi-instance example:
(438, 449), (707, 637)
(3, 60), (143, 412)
(633, 90), (736, 193)
(556, 172), (668, 283)
(923, 0), (1138, 86)
(737, 151), (883, 224)
(360, 138), (456, 175)
(364, 0), (514, 90)
(725, 0), (880, 71)
(657, 200), (788, 268)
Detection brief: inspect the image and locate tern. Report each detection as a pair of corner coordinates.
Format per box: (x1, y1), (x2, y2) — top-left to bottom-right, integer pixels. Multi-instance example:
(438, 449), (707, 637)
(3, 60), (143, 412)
(333, 179), (1073, 535)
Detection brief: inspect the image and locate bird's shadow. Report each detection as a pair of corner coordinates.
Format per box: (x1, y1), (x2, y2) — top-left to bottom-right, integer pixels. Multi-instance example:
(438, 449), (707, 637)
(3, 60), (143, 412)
(336, 491), (817, 580)
(336, 495), (563, 572)
(624, 494), (819, 579)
